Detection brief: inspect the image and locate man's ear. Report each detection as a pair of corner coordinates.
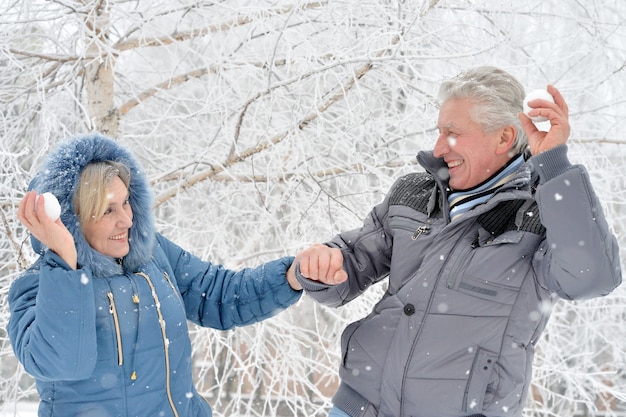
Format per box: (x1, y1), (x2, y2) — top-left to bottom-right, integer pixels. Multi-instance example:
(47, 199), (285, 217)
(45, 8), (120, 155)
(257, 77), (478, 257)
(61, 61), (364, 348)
(496, 126), (516, 155)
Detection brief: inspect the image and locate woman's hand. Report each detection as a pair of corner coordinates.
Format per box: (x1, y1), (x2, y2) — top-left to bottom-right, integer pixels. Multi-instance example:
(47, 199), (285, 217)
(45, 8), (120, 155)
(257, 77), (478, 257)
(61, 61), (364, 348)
(18, 191), (77, 269)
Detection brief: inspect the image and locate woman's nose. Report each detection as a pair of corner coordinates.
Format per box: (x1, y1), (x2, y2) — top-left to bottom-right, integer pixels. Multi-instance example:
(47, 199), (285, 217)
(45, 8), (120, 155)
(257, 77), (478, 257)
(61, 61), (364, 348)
(118, 209), (133, 228)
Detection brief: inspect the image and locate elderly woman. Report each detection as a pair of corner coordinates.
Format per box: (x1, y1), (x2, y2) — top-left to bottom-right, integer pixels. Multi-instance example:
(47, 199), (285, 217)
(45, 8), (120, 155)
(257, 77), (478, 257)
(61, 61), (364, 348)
(9, 134), (302, 417)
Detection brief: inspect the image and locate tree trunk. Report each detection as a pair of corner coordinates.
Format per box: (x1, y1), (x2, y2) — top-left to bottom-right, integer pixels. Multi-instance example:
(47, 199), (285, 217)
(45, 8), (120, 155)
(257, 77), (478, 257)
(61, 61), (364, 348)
(84, 0), (119, 137)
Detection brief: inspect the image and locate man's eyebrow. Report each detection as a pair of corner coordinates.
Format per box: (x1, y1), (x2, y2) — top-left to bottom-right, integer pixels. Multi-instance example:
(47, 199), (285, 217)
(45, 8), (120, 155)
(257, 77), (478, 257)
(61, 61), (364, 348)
(438, 122), (457, 130)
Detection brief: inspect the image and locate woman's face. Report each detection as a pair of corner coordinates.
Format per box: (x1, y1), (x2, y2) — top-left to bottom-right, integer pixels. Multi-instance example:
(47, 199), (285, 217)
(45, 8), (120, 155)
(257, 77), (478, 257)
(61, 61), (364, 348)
(82, 176), (133, 259)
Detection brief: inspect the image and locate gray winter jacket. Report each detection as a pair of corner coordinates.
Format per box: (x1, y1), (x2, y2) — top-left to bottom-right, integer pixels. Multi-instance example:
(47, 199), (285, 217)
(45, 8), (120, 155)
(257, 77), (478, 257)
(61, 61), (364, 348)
(297, 145), (621, 417)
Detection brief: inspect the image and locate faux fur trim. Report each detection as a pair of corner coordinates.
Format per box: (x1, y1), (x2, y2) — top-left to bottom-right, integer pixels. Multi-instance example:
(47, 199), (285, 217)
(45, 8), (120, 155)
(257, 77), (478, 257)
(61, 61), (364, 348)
(29, 133), (156, 277)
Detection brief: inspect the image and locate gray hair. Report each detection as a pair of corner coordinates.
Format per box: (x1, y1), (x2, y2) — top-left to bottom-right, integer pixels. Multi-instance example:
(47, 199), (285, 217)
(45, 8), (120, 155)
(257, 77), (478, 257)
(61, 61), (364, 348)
(438, 66), (528, 155)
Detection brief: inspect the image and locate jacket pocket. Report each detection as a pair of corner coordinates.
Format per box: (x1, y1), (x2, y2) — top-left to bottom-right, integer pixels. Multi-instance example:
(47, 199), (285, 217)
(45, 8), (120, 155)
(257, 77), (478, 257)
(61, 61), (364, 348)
(463, 347), (497, 414)
(451, 230), (539, 306)
(455, 277), (519, 305)
(388, 216), (432, 240)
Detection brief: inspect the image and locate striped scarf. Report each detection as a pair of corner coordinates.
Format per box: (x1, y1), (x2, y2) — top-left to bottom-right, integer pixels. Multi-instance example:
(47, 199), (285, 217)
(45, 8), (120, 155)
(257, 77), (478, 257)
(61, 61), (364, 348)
(448, 154), (524, 221)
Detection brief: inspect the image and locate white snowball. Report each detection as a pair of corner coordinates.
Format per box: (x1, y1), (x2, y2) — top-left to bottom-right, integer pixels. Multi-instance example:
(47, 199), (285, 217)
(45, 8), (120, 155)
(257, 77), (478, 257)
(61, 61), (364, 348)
(523, 89), (555, 123)
(36, 192), (61, 221)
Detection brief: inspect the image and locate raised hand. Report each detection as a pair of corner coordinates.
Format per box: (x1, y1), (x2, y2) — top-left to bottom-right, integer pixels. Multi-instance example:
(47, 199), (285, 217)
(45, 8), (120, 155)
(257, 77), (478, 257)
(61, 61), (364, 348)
(519, 84), (570, 155)
(17, 191), (77, 269)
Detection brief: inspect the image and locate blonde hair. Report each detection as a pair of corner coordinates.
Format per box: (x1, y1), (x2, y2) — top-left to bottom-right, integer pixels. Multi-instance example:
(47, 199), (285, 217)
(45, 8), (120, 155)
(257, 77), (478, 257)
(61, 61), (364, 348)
(74, 161), (131, 225)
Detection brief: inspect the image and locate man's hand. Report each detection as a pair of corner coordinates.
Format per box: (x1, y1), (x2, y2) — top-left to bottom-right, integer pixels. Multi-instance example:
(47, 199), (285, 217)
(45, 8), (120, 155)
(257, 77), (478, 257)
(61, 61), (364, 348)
(519, 84), (570, 155)
(289, 243), (348, 286)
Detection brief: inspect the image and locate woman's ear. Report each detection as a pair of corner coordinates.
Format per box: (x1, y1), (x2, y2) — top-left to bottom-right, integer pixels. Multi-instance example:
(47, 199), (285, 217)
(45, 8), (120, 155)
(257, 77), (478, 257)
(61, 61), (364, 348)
(496, 126), (516, 155)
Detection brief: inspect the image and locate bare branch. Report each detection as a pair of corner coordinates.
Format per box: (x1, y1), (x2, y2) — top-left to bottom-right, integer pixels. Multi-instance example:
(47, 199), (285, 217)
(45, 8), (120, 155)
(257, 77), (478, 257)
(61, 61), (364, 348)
(8, 48), (80, 62)
(0, 209), (28, 271)
(120, 67), (213, 115)
(114, 2), (327, 52)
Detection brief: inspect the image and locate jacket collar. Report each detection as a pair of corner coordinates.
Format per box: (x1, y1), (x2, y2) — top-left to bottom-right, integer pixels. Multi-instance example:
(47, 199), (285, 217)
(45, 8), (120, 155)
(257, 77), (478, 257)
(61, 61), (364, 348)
(415, 150), (534, 221)
(416, 150), (533, 193)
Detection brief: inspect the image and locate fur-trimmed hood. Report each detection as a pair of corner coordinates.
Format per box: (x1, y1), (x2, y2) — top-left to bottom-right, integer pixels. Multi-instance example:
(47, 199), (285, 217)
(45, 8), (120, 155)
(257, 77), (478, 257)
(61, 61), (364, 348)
(29, 133), (156, 278)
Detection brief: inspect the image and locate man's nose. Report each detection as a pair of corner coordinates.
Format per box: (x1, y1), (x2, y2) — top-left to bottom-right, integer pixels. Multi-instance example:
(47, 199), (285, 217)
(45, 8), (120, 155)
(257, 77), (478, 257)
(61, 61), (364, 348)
(433, 134), (451, 158)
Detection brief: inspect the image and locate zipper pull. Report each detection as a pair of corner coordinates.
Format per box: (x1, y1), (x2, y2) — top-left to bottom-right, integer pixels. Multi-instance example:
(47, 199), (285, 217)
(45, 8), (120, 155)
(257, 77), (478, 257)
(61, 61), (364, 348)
(132, 294), (139, 303)
(412, 225), (431, 240)
(107, 292), (114, 313)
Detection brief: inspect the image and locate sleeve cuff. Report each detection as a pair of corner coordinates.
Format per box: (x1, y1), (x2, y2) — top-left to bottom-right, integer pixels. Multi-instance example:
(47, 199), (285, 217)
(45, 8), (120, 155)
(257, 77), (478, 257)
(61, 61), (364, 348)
(295, 263), (332, 293)
(43, 250), (76, 270)
(528, 144), (573, 184)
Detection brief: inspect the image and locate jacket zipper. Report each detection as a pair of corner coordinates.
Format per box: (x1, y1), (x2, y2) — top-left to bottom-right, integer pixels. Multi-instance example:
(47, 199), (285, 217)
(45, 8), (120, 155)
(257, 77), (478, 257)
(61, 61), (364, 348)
(412, 225), (431, 240)
(399, 226), (471, 417)
(106, 292), (123, 366)
(388, 217), (432, 240)
(135, 272), (180, 417)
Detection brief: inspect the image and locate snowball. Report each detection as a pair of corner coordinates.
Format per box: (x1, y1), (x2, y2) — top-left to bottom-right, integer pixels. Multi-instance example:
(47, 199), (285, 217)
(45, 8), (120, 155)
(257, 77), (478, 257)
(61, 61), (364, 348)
(523, 89), (555, 123)
(36, 192), (61, 221)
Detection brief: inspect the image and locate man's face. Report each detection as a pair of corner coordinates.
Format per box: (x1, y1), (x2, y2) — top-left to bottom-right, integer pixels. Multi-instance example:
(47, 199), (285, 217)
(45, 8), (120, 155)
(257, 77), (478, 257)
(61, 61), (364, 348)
(434, 98), (512, 190)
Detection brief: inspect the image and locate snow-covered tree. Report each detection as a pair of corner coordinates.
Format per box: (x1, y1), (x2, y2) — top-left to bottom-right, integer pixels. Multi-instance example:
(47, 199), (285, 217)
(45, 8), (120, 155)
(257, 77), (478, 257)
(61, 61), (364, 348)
(1, 1), (625, 416)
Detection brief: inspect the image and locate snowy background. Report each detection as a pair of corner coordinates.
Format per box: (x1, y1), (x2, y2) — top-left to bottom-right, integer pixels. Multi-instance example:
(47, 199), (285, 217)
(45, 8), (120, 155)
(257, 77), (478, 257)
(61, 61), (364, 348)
(1, 0), (625, 416)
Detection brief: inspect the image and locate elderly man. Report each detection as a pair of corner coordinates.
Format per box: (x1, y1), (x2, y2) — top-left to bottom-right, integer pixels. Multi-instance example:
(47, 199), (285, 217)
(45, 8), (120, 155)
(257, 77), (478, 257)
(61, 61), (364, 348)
(288, 66), (621, 417)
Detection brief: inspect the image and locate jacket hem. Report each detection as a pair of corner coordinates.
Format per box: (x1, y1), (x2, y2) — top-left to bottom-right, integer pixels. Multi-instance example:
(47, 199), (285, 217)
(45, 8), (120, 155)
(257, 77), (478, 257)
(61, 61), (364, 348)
(332, 383), (375, 417)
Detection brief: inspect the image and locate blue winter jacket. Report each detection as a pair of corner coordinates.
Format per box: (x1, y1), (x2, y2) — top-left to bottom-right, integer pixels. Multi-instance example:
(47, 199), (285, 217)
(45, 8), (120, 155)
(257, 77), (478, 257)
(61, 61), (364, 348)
(8, 134), (301, 417)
